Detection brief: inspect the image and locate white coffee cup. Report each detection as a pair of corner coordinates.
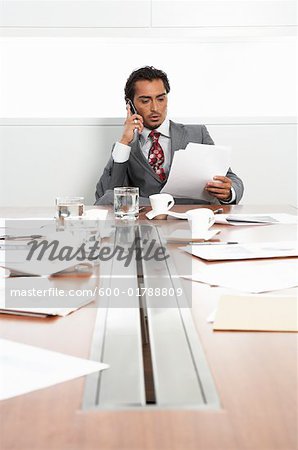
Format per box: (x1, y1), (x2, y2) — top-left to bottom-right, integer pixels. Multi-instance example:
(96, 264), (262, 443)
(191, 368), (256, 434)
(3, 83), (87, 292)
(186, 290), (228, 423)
(147, 193), (175, 220)
(185, 208), (215, 238)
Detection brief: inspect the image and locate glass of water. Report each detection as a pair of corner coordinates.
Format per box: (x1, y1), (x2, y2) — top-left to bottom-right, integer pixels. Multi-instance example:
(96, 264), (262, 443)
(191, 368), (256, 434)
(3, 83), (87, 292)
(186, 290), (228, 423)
(56, 196), (84, 226)
(55, 196), (84, 231)
(114, 187), (139, 220)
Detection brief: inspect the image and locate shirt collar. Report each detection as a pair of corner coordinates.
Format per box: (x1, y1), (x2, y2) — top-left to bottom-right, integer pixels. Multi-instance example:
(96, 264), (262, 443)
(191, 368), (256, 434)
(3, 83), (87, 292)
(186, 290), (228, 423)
(141, 118), (170, 142)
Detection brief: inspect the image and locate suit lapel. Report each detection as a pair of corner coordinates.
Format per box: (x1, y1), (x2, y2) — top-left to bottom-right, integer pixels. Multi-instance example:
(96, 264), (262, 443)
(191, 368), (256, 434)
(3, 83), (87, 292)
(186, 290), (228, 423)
(130, 139), (163, 184)
(169, 120), (188, 166)
(130, 121), (188, 185)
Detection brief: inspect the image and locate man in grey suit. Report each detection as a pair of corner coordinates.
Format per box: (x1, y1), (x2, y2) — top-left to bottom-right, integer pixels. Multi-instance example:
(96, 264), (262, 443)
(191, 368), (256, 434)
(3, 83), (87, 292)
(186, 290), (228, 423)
(95, 66), (243, 205)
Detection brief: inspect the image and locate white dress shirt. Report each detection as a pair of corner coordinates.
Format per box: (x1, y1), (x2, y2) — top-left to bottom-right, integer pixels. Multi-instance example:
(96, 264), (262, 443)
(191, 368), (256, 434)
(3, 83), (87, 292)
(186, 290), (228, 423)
(112, 119), (171, 173)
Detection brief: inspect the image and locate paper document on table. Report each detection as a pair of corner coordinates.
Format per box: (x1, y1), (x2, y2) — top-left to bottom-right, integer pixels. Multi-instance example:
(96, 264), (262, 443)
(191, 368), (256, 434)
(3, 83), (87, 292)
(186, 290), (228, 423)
(0, 218), (55, 228)
(183, 259), (298, 293)
(183, 241), (298, 261)
(161, 143), (231, 200)
(0, 210), (108, 234)
(215, 213), (298, 226)
(0, 338), (108, 400)
(0, 267), (9, 278)
(213, 295), (298, 331)
(0, 230), (91, 276)
(0, 275), (97, 317)
(0, 251), (89, 276)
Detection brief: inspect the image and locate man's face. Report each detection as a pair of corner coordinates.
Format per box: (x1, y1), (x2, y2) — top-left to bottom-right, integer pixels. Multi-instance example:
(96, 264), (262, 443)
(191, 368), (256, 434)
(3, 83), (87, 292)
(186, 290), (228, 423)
(133, 79), (168, 129)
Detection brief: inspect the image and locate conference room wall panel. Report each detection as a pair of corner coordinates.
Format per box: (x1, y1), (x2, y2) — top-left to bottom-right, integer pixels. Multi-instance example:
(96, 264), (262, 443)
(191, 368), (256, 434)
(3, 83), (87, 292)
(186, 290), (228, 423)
(0, 1), (295, 29)
(0, 1), (151, 28)
(0, 118), (296, 207)
(0, 37), (295, 118)
(152, 1), (296, 28)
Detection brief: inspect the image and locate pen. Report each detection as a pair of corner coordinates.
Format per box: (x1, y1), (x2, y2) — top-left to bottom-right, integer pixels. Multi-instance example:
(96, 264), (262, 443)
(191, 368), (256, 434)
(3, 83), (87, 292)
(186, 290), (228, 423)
(0, 234), (44, 240)
(188, 241), (239, 245)
(213, 208), (224, 214)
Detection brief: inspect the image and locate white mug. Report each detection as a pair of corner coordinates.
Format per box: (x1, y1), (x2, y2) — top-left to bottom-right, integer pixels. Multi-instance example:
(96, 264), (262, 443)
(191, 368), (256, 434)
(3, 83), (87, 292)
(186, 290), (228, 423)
(148, 193), (175, 220)
(185, 208), (215, 238)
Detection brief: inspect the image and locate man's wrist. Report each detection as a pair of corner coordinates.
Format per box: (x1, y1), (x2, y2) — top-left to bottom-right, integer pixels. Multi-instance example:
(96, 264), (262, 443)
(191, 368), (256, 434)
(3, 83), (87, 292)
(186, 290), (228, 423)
(225, 191), (232, 202)
(120, 137), (131, 146)
(220, 186), (236, 204)
(112, 142), (131, 163)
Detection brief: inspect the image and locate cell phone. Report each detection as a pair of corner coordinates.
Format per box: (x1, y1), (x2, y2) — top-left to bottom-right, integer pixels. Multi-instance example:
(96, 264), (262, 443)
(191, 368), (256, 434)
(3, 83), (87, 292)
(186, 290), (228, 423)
(126, 98), (139, 141)
(126, 99), (138, 115)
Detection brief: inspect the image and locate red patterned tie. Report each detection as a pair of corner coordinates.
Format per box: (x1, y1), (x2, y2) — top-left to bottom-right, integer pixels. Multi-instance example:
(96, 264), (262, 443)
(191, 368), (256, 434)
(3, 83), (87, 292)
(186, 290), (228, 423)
(148, 130), (166, 181)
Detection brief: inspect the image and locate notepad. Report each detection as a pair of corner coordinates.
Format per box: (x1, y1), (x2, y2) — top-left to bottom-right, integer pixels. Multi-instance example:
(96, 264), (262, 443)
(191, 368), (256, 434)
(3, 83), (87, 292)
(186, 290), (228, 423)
(213, 295), (298, 332)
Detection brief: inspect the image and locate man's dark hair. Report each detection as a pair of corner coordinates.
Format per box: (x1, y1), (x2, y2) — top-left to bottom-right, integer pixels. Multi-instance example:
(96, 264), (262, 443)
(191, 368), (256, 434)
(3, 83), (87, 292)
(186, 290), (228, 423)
(124, 66), (170, 102)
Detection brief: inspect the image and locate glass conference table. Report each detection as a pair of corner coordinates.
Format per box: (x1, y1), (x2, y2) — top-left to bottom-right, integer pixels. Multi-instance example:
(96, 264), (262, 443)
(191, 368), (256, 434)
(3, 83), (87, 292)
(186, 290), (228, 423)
(0, 204), (297, 450)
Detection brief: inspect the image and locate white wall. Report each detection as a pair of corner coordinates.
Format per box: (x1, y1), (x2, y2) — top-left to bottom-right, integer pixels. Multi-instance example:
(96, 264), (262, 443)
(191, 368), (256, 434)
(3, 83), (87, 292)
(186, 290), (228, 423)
(0, 1), (295, 28)
(0, 37), (296, 118)
(0, 1), (296, 206)
(0, 118), (296, 207)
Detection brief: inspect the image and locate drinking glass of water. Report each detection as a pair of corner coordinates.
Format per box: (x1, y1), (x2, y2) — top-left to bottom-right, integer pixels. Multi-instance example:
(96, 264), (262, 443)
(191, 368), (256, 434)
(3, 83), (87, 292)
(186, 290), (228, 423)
(56, 196), (84, 229)
(56, 197), (84, 219)
(114, 187), (139, 220)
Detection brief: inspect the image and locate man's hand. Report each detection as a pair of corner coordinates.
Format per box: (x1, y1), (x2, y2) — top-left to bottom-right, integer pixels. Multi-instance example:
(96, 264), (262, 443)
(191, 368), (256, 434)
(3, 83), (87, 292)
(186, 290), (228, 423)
(205, 176), (232, 201)
(120, 104), (144, 145)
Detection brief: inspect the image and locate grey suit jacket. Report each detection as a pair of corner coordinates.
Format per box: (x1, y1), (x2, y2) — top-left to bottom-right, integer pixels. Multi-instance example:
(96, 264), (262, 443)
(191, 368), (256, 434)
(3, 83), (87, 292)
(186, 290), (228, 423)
(95, 121), (244, 205)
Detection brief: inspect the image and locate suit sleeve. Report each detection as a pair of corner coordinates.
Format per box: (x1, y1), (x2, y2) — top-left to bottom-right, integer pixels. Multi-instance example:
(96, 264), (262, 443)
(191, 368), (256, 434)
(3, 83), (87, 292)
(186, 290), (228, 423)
(202, 125), (214, 145)
(95, 145), (130, 205)
(223, 168), (244, 204)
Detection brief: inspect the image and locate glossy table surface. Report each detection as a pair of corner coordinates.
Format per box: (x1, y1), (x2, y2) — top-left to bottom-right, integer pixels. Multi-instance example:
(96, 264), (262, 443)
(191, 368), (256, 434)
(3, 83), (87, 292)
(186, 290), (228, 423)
(0, 204), (297, 450)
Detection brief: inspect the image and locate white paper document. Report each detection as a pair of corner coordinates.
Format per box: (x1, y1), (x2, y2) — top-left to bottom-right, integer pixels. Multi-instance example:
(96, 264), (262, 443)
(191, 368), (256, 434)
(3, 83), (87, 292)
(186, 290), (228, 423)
(0, 218), (55, 229)
(148, 211), (298, 224)
(215, 213), (298, 226)
(183, 241), (298, 261)
(161, 143), (231, 200)
(0, 252), (89, 276)
(0, 338), (108, 400)
(0, 210), (109, 236)
(0, 267), (9, 278)
(0, 231), (91, 276)
(183, 259), (298, 293)
(0, 210), (108, 228)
